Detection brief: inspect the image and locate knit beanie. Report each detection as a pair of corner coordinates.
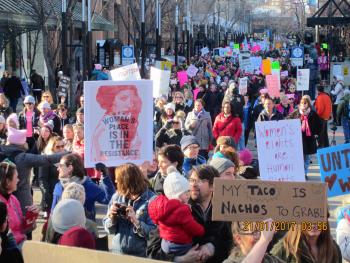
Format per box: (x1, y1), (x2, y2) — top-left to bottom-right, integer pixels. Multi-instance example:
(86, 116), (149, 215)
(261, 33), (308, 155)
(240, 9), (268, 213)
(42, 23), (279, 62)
(43, 120), (54, 132)
(7, 127), (27, 145)
(239, 149), (253, 166)
(216, 136), (236, 149)
(58, 226), (96, 249)
(62, 182), (86, 204)
(6, 113), (19, 129)
(163, 166), (189, 200)
(41, 101), (51, 110)
(52, 199), (86, 234)
(164, 103), (175, 112)
(209, 157), (235, 175)
(180, 135), (200, 151)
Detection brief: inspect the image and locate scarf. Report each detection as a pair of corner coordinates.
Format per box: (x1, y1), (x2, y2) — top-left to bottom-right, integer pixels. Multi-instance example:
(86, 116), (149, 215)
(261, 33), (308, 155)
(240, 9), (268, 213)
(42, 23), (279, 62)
(40, 110), (56, 124)
(300, 108), (311, 136)
(60, 175), (86, 188)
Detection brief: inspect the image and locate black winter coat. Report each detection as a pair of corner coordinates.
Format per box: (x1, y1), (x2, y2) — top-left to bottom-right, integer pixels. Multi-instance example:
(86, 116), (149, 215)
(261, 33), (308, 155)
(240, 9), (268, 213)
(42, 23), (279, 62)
(3, 76), (24, 99)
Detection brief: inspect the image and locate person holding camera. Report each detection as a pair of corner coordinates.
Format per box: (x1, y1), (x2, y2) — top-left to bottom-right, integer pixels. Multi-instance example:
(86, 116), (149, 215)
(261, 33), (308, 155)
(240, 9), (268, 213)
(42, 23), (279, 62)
(103, 163), (156, 257)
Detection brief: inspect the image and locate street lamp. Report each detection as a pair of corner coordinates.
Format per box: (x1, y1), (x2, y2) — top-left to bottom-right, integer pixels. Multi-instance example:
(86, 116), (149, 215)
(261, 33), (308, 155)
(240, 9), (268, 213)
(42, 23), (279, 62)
(61, 0), (68, 75)
(156, 0), (162, 60)
(141, 0), (146, 78)
(87, 0), (92, 72)
(82, 0), (87, 80)
(175, 1), (179, 66)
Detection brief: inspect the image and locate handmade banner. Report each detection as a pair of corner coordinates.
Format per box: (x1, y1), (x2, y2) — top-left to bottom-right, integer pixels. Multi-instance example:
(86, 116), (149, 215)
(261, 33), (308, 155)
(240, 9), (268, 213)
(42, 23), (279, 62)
(265, 74), (280, 98)
(161, 61), (173, 71)
(281, 71), (289, 77)
(150, 67), (171, 98)
(212, 179), (327, 223)
(296, 69), (310, 91)
(250, 57), (262, 72)
(262, 59), (272, 75)
(239, 77), (248, 95)
(201, 47), (210, 56)
(57, 76), (70, 97)
(110, 63), (141, 81)
(317, 143), (350, 198)
(271, 61), (280, 70)
(84, 80), (153, 168)
(256, 119), (305, 181)
(186, 65), (199, 78)
(177, 71), (188, 87)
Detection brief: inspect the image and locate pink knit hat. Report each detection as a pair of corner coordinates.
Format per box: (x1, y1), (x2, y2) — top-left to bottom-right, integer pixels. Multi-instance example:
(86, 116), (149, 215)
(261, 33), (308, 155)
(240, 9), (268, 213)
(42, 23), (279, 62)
(6, 113), (19, 129)
(7, 127), (27, 145)
(259, 88), (269, 94)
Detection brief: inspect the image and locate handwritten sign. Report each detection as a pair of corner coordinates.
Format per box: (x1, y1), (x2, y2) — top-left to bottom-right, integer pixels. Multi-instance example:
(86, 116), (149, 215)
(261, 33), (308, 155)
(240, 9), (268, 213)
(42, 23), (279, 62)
(256, 120), (305, 181)
(239, 77), (248, 95)
(57, 76), (70, 97)
(177, 71), (188, 87)
(297, 69), (310, 91)
(281, 70), (289, 78)
(110, 63), (141, 81)
(250, 57), (262, 72)
(212, 179), (327, 223)
(84, 80), (153, 168)
(186, 65), (199, 78)
(150, 67), (171, 98)
(201, 47), (209, 56)
(317, 143), (350, 198)
(265, 74), (280, 98)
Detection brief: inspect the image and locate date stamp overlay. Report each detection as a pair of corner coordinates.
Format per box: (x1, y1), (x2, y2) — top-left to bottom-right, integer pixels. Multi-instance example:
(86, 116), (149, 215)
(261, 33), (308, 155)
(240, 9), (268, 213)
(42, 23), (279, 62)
(241, 221), (328, 232)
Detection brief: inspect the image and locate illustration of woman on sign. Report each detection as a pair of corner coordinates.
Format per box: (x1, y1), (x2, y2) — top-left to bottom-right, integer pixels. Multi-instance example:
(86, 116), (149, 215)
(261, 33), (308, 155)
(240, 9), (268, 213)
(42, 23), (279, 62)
(92, 85), (142, 162)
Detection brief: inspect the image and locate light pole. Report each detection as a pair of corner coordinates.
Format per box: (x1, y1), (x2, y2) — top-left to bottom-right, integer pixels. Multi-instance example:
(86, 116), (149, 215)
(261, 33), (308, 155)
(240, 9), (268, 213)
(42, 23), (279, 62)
(186, 0), (190, 64)
(175, 1), (179, 66)
(82, 0), (87, 80)
(87, 0), (92, 72)
(61, 0), (68, 75)
(141, 0), (146, 78)
(156, 0), (162, 60)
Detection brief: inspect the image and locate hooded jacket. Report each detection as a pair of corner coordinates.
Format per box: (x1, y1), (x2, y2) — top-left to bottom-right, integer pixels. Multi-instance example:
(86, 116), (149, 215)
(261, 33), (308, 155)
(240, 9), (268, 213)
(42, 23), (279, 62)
(212, 113), (242, 143)
(148, 195), (204, 244)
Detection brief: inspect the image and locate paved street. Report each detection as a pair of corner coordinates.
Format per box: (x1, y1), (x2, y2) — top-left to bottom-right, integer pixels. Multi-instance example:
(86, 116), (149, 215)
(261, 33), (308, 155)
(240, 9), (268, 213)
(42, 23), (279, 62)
(31, 125), (348, 243)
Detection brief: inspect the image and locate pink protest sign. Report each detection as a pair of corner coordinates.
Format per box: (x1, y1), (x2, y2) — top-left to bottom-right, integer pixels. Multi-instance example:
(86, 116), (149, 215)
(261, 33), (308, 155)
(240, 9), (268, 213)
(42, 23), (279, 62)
(266, 74), (280, 98)
(177, 71), (188, 87)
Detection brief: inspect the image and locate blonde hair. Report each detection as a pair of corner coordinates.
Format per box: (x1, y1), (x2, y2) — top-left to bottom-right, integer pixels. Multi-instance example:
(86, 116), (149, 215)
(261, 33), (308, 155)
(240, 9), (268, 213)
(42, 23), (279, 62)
(0, 94), (9, 108)
(44, 136), (64, 154)
(41, 91), (54, 104)
(62, 182), (86, 204)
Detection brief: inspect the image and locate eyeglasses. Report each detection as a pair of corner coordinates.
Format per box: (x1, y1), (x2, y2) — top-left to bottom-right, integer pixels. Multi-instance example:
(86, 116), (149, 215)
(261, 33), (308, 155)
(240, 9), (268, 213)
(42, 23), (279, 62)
(175, 96), (183, 99)
(187, 145), (199, 150)
(25, 103), (33, 105)
(56, 163), (67, 168)
(239, 230), (261, 239)
(189, 178), (208, 185)
(43, 95), (49, 98)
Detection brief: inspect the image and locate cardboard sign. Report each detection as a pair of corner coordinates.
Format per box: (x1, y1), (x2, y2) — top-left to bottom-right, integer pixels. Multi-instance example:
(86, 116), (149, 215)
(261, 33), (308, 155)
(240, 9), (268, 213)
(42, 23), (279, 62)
(23, 241), (166, 263)
(212, 179), (327, 223)
(186, 65), (199, 78)
(317, 143), (350, 198)
(177, 71), (188, 87)
(265, 74), (280, 98)
(110, 63), (141, 81)
(262, 59), (272, 75)
(281, 70), (289, 77)
(150, 67), (171, 98)
(297, 69), (310, 91)
(239, 77), (248, 95)
(84, 80), (153, 168)
(256, 120), (305, 181)
(161, 61), (173, 71)
(250, 56), (262, 72)
(57, 76), (70, 97)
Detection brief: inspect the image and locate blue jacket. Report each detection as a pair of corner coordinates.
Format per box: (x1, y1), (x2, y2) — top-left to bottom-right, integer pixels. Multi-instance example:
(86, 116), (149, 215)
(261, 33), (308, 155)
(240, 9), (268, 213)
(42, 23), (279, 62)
(51, 176), (115, 221)
(103, 189), (156, 257)
(182, 155), (206, 178)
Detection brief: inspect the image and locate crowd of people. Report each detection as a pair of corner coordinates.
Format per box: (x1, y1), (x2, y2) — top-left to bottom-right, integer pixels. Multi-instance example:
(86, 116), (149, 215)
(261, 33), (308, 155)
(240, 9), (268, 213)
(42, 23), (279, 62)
(0, 42), (350, 263)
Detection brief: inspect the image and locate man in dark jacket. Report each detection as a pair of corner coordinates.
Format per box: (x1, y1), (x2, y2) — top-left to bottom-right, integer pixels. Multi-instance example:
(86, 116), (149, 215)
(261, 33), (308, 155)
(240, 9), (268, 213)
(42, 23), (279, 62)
(30, 70), (45, 103)
(3, 72), (24, 112)
(147, 165), (233, 263)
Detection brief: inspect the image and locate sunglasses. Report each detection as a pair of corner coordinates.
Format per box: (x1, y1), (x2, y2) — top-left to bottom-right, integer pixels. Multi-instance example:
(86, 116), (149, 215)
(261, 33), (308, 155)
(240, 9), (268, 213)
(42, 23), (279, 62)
(172, 121), (180, 124)
(25, 103), (33, 105)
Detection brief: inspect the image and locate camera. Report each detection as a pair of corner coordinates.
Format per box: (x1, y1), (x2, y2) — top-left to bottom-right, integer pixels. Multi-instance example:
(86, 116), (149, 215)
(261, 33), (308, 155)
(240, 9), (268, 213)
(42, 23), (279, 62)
(115, 204), (127, 217)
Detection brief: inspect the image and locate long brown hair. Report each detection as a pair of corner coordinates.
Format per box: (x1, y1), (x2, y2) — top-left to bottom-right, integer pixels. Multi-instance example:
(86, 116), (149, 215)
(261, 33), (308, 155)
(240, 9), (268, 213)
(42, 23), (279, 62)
(115, 163), (148, 197)
(283, 223), (339, 263)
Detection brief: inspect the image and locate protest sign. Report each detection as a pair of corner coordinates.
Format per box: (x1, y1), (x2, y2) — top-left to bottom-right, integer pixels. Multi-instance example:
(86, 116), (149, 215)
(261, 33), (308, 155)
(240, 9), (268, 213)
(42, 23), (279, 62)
(272, 61), (280, 70)
(150, 67), (171, 98)
(23, 241), (166, 263)
(332, 64), (342, 77)
(256, 119), (305, 181)
(110, 63), (141, 81)
(240, 58), (251, 72)
(84, 80), (153, 168)
(201, 47), (209, 56)
(57, 76), (70, 97)
(265, 74), (280, 98)
(234, 43), (240, 50)
(239, 77), (248, 95)
(317, 143), (350, 198)
(177, 71), (188, 87)
(296, 69), (310, 91)
(250, 56), (262, 72)
(158, 61), (173, 71)
(212, 179), (327, 223)
(186, 65), (199, 78)
(262, 59), (271, 75)
(281, 70), (289, 77)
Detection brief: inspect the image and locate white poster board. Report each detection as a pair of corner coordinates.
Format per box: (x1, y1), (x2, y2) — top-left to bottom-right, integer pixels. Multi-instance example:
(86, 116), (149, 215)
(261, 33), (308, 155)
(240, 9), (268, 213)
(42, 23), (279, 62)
(110, 63), (141, 81)
(256, 119), (305, 182)
(201, 47), (209, 56)
(297, 68), (310, 91)
(239, 77), (248, 95)
(150, 67), (171, 98)
(186, 65), (199, 78)
(84, 80), (153, 168)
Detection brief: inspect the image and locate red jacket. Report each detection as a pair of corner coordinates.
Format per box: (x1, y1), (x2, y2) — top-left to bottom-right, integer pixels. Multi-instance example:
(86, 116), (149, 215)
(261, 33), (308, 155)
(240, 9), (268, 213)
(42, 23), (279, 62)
(148, 195), (204, 244)
(212, 113), (242, 143)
